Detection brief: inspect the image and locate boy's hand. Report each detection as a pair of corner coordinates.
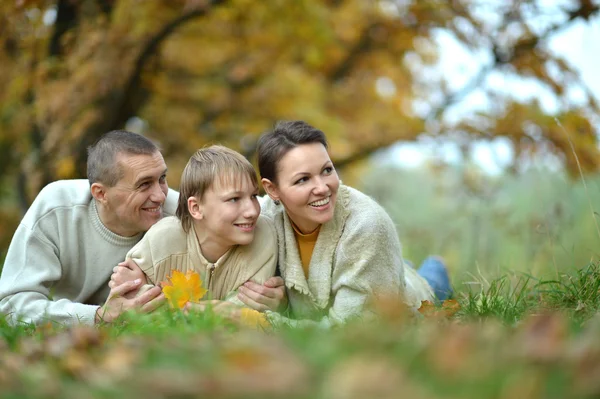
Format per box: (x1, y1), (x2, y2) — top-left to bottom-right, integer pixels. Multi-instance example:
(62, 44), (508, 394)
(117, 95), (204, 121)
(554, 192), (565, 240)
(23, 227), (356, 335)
(237, 276), (287, 312)
(109, 259), (147, 288)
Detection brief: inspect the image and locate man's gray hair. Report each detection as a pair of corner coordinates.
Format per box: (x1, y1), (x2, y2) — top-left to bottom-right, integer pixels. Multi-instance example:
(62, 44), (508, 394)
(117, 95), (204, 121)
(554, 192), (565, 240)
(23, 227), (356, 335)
(87, 130), (160, 187)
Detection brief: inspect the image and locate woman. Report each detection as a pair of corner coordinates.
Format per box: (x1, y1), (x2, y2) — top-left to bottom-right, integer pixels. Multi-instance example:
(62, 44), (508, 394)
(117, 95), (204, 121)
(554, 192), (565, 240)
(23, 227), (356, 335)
(255, 120), (451, 328)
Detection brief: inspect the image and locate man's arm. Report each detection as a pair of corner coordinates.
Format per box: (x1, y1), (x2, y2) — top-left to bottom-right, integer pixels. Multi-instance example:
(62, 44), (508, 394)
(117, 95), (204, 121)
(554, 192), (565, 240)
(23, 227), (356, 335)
(0, 224), (100, 325)
(0, 224), (164, 326)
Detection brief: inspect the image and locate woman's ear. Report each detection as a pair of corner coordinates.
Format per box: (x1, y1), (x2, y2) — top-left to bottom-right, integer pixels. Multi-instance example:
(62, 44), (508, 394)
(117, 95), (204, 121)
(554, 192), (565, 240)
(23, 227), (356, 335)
(261, 178), (279, 201)
(188, 196), (203, 220)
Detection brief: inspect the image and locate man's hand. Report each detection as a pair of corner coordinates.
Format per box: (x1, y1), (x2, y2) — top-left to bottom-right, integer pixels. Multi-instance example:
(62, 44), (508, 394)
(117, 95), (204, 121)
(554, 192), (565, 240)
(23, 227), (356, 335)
(109, 259), (147, 289)
(237, 276), (287, 312)
(95, 279), (165, 324)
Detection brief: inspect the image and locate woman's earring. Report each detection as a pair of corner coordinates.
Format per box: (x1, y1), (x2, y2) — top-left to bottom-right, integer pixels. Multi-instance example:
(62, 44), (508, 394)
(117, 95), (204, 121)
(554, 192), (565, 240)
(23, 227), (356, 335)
(273, 199), (280, 205)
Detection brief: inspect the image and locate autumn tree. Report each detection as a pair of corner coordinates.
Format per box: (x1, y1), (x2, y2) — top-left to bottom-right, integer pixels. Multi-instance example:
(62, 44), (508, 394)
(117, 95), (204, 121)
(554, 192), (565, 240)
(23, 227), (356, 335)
(0, 0), (598, 253)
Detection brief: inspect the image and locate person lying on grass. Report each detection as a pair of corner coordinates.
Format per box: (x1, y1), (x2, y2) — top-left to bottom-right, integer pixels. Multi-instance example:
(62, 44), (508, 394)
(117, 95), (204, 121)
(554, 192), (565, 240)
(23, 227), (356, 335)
(104, 145), (278, 323)
(253, 120), (452, 328)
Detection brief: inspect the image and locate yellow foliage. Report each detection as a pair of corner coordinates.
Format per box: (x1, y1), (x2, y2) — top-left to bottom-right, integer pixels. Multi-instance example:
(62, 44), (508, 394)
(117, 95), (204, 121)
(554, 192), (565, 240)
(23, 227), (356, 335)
(162, 270), (207, 309)
(55, 157), (76, 179)
(239, 308), (271, 330)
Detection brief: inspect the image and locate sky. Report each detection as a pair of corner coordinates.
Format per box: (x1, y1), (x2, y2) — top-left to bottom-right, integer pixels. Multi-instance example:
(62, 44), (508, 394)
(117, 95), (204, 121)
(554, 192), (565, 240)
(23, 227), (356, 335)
(379, 11), (600, 175)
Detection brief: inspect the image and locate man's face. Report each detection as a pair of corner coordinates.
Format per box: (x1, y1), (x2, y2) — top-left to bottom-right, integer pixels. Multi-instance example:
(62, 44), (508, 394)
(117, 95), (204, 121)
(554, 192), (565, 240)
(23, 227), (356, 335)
(101, 151), (168, 237)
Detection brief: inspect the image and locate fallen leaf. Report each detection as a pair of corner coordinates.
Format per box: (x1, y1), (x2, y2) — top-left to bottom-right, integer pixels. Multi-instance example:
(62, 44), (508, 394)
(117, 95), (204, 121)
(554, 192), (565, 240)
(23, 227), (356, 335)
(418, 299), (461, 319)
(441, 299), (461, 317)
(323, 355), (427, 399)
(239, 308), (271, 330)
(162, 270), (207, 309)
(418, 300), (436, 317)
(516, 312), (567, 363)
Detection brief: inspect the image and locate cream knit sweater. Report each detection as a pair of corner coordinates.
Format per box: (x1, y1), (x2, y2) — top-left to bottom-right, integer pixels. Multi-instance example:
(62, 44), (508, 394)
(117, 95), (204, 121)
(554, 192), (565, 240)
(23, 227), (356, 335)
(0, 180), (178, 325)
(261, 185), (434, 328)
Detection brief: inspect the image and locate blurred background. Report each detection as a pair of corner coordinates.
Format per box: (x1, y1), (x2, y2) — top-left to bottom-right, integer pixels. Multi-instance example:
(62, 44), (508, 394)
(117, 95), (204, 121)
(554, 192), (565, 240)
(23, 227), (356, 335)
(0, 0), (599, 285)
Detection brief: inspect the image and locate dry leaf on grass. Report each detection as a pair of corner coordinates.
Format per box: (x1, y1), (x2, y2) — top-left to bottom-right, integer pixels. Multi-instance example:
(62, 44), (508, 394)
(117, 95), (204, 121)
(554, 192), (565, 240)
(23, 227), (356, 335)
(418, 299), (461, 319)
(162, 270), (207, 309)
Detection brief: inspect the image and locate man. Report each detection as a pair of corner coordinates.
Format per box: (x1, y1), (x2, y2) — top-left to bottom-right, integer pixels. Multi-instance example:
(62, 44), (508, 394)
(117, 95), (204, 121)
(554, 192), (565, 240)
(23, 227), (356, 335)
(0, 130), (284, 326)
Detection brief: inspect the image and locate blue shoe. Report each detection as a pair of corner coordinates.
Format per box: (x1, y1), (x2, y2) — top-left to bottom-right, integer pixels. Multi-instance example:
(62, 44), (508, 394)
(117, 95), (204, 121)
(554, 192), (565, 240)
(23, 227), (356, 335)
(417, 256), (452, 301)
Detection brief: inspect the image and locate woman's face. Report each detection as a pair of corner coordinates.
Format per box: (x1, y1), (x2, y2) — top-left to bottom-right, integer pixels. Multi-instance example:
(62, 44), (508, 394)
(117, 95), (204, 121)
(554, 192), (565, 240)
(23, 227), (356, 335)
(266, 143), (340, 234)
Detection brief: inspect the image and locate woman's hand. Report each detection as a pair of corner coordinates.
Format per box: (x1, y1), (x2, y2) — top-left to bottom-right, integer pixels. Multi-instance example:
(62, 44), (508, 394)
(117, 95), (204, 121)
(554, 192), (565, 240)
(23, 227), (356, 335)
(237, 277), (288, 312)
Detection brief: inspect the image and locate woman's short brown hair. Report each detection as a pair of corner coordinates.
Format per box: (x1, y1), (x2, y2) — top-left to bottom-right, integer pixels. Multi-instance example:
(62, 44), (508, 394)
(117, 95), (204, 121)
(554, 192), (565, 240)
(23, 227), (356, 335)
(257, 120), (328, 183)
(176, 145), (258, 232)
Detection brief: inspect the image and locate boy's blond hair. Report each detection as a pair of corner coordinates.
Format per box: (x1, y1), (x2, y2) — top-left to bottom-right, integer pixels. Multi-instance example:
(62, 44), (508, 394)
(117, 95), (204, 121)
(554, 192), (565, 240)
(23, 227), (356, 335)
(176, 145), (258, 232)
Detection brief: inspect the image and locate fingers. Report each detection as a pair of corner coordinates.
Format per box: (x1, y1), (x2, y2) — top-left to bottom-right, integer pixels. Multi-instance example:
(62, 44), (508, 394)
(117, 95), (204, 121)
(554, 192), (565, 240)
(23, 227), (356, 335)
(240, 281), (278, 299)
(237, 291), (269, 312)
(140, 293), (166, 313)
(133, 285), (162, 307)
(117, 258), (139, 271)
(111, 263), (145, 287)
(109, 279), (142, 298)
(263, 276), (285, 288)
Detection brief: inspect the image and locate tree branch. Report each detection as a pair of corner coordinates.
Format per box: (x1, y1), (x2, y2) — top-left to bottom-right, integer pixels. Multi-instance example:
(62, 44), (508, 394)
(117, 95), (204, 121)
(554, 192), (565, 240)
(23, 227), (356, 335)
(73, 0), (229, 171)
(327, 23), (378, 83)
(48, 0), (78, 57)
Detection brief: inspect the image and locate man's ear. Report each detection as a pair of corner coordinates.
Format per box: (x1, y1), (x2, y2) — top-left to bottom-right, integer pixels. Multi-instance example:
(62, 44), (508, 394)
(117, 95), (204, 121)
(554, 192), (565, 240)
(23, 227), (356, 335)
(90, 182), (108, 204)
(188, 196), (203, 220)
(261, 178), (279, 201)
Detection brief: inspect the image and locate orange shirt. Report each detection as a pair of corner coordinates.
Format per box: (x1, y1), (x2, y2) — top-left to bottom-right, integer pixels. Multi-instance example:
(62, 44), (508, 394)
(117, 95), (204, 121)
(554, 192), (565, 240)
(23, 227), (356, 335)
(291, 222), (321, 278)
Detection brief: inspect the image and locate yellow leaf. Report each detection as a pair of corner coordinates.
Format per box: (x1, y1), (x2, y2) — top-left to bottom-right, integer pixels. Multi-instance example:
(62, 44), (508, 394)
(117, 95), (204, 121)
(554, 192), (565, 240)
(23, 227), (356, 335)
(239, 308), (270, 329)
(162, 270), (207, 309)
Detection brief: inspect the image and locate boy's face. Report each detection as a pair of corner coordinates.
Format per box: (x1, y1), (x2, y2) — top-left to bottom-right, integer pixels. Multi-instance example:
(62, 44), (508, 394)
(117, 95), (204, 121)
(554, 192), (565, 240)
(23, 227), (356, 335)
(196, 175), (260, 250)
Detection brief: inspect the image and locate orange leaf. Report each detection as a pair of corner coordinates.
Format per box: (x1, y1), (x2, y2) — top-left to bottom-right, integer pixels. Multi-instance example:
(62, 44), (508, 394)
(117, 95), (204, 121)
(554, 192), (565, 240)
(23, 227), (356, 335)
(239, 308), (271, 329)
(162, 270), (207, 309)
(441, 299), (461, 317)
(418, 300), (436, 316)
(418, 299), (461, 319)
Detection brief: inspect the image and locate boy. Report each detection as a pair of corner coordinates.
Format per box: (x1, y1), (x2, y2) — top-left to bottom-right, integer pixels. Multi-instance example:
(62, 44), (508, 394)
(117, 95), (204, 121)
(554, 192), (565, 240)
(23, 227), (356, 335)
(112, 145), (277, 310)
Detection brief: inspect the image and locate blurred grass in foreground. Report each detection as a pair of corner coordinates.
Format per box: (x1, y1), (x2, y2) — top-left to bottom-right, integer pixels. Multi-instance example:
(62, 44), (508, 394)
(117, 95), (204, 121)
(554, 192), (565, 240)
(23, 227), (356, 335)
(2, 264), (600, 399)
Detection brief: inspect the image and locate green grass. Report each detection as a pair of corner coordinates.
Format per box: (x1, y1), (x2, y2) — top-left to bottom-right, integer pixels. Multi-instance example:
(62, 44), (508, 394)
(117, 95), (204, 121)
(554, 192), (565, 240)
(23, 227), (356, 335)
(2, 265), (600, 399)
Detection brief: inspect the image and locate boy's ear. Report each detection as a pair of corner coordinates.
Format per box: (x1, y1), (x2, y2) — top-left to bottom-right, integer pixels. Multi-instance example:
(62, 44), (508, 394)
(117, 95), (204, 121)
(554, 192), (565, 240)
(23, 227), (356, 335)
(261, 178), (279, 201)
(90, 182), (108, 204)
(188, 196), (203, 220)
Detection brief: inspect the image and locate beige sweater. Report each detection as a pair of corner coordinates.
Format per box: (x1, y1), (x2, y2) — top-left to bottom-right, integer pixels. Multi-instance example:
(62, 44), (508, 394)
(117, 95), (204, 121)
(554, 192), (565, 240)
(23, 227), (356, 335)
(261, 185), (433, 328)
(126, 215), (277, 304)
